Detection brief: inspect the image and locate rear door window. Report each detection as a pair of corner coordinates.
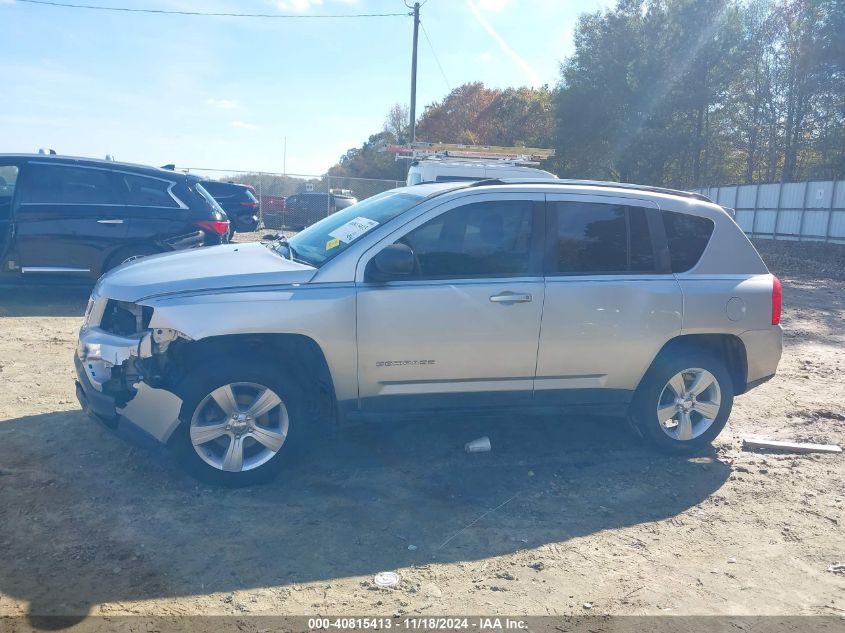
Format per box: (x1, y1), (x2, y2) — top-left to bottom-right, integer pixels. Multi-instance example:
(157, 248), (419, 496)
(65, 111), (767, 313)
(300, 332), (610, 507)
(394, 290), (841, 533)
(662, 211), (714, 273)
(549, 202), (656, 274)
(21, 163), (121, 205)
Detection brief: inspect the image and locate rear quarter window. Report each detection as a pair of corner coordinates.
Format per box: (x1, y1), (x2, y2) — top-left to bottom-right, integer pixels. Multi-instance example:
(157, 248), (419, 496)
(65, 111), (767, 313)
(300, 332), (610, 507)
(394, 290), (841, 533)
(121, 174), (179, 207)
(193, 183), (224, 213)
(662, 211), (715, 273)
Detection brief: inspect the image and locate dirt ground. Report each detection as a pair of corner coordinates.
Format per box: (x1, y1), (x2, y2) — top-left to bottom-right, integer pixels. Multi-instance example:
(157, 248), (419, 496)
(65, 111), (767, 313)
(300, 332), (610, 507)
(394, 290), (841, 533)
(0, 241), (843, 624)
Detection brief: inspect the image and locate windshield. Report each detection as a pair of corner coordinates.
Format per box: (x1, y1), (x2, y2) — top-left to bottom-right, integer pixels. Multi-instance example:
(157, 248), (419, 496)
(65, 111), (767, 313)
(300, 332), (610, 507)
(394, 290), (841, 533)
(285, 189), (423, 267)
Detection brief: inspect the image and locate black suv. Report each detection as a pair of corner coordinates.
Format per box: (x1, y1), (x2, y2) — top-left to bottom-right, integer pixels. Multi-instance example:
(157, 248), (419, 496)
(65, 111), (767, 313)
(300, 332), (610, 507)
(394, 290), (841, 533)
(284, 191), (357, 230)
(199, 180), (260, 238)
(0, 154), (229, 281)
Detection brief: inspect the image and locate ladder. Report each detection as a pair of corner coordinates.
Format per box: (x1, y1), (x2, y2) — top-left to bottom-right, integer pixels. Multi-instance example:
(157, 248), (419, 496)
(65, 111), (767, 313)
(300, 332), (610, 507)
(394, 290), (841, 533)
(385, 142), (555, 165)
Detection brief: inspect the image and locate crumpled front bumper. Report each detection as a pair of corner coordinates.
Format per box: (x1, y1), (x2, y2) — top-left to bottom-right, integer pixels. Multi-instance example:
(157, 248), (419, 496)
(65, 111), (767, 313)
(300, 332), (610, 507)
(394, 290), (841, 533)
(75, 326), (145, 391)
(74, 354), (120, 424)
(74, 326), (183, 443)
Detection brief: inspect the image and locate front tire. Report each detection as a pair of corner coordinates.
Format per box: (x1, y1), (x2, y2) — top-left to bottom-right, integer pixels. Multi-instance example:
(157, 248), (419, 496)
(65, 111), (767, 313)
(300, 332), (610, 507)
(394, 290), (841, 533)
(172, 358), (303, 485)
(631, 349), (734, 454)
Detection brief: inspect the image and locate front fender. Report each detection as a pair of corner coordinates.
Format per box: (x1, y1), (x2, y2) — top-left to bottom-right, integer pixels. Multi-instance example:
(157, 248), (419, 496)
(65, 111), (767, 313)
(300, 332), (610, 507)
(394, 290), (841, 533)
(146, 284), (359, 402)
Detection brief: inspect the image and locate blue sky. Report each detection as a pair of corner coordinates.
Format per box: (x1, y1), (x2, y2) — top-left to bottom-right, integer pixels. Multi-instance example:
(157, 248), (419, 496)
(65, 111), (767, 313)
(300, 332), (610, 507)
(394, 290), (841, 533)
(1, 0), (612, 175)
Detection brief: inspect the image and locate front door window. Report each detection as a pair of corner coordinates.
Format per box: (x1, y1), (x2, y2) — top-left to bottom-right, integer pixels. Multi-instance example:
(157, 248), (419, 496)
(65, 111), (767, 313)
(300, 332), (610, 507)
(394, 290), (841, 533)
(400, 199), (534, 278)
(0, 165), (19, 223)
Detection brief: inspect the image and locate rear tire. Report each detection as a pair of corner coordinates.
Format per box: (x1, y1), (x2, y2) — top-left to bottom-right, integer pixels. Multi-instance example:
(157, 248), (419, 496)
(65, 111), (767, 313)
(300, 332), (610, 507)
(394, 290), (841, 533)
(631, 348), (734, 454)
(104, 244), (160, 273)
(171, 357), (305, 485)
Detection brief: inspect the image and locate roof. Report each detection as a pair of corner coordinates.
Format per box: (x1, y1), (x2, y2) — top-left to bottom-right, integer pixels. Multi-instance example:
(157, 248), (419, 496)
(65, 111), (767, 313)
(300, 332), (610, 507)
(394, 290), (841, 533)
(0, 153), (188, 180)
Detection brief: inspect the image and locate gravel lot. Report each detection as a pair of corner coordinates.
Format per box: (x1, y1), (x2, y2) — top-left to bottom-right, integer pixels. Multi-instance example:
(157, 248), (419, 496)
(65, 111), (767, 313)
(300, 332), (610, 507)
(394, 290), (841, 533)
(0, 239), (843, 623)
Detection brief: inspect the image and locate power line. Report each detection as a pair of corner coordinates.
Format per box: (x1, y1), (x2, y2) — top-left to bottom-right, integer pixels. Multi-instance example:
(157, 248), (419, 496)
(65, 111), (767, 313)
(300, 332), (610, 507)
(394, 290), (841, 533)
(420, 20), (451, 91)
(14, 0), (406, 19)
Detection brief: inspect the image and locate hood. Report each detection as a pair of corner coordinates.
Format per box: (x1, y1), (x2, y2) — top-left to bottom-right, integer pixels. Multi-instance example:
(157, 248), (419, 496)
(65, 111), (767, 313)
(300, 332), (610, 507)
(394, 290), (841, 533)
(97, 243), (317, 302)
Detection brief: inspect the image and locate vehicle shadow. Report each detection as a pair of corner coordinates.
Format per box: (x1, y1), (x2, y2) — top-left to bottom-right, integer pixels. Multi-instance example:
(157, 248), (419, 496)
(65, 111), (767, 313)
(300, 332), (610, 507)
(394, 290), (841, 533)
(0, 284), (90, 317)
(0, 409), (730, 626)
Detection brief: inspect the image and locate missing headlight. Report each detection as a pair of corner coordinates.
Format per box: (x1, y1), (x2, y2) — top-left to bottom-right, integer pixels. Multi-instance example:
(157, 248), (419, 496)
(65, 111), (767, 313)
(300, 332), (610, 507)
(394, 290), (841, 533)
(100, 301), (153, 336)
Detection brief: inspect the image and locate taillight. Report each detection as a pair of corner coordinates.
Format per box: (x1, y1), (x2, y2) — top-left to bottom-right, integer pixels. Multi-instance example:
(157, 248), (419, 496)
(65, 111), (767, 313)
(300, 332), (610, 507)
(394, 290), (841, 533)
(195, 220), (230, 235)
(240, 201), (258, 207)
(772, 275), (782, 325)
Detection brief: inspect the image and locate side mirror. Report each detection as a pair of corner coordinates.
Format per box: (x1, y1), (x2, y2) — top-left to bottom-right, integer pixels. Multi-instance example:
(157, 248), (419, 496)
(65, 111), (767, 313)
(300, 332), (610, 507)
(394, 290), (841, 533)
(371, 243), (415, 279)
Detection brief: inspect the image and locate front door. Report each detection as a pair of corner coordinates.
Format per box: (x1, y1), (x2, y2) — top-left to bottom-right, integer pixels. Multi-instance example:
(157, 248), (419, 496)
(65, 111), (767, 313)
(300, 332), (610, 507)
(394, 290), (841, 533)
(355, 194), (545, 410)
(16, 161), (129, 275)
(0, 163), (19, 263)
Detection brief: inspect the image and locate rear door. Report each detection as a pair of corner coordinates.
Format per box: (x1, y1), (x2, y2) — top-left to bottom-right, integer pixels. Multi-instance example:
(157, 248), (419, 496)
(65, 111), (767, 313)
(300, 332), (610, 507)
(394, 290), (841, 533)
(116, 171), (193, 248)
(16, 161), (129, 275)
(535, 194), (683, 406)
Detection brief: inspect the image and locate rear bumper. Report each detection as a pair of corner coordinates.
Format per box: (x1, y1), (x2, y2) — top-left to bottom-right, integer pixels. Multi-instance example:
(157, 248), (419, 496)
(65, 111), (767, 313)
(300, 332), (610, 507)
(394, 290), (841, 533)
(231, 213), (259, 233)
(740, 325), (783, 392)
(162, 230), (206, 250)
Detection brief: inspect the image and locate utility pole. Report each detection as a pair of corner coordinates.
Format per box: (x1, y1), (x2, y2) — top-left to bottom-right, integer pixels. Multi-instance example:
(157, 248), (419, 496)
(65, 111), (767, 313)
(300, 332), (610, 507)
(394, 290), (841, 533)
(409, 1), (420, 143)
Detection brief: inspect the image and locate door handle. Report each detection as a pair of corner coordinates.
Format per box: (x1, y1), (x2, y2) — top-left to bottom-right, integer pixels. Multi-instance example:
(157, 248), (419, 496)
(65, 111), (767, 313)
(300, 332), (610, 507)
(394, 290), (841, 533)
(489, 292), (532, 303)
(97, 219), (124, 225)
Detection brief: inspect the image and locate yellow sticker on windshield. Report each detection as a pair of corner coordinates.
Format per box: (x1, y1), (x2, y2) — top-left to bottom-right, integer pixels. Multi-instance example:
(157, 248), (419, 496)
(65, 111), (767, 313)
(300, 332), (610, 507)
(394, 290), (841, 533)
(325, 237), (341, 250)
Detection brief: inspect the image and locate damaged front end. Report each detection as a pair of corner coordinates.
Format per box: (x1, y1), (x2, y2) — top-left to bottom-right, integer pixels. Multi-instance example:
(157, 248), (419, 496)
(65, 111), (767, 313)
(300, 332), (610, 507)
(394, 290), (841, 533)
(75, 296), (190, 443)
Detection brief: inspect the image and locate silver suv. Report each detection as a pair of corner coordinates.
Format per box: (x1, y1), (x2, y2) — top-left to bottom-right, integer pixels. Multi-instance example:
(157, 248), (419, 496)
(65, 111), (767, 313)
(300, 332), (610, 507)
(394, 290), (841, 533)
(75, 180), (783, 483)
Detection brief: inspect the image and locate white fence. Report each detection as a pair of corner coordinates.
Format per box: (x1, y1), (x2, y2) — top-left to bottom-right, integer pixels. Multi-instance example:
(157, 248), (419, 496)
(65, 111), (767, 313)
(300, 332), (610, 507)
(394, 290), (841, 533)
(696, 180), (845, 244)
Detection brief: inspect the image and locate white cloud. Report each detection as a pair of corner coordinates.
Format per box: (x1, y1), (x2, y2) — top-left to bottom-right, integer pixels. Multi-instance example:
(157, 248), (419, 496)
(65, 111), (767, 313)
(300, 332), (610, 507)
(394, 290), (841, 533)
(465, 0), (540, 87)
(275, 0), (322, 11)
(476, 0), (509, 12)
(231, 120), (258, 130)
(207, 98), (239, 110)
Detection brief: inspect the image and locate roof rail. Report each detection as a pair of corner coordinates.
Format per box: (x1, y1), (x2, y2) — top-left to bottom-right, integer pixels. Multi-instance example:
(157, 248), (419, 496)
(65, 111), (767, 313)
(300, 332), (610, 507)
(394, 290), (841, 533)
(468, 178), (712, 202)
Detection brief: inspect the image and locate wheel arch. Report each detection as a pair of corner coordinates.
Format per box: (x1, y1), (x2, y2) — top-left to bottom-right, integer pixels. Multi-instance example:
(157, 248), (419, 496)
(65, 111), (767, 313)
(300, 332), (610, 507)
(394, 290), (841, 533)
(102, 241), (164, 274)
(639, 333), (748, 396)
(165, 332), (337, 421)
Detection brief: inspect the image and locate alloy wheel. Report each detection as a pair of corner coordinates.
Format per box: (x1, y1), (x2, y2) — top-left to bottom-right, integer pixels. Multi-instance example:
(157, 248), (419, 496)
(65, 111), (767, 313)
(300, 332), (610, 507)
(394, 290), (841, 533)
(656, 368), (721, 441)
(189, 382), (289, 472)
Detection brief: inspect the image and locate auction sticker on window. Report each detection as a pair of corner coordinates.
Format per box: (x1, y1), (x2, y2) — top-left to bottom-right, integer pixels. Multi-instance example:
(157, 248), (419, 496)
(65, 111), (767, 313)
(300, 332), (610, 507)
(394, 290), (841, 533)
(328, 217), (379, 244)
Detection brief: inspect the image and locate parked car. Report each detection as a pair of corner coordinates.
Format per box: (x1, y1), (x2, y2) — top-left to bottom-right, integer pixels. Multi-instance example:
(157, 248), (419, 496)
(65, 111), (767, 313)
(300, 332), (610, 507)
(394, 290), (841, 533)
(258, 194), (286, 214)
(0, 154), (229, 280)
(199, 180), (260, 238)
(75, 179), (783, 484)
(284, 191), (357, 230)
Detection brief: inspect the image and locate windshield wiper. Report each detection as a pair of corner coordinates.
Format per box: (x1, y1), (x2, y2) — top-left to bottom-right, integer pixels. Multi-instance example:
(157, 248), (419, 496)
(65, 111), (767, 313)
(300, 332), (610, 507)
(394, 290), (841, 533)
(263, 233), (314, 266)
(289, 245), (308, 264)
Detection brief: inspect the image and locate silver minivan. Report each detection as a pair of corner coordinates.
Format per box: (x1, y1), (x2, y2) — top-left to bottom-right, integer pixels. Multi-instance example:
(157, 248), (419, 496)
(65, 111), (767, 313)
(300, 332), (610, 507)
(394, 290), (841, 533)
(75, 179), (783, 483)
